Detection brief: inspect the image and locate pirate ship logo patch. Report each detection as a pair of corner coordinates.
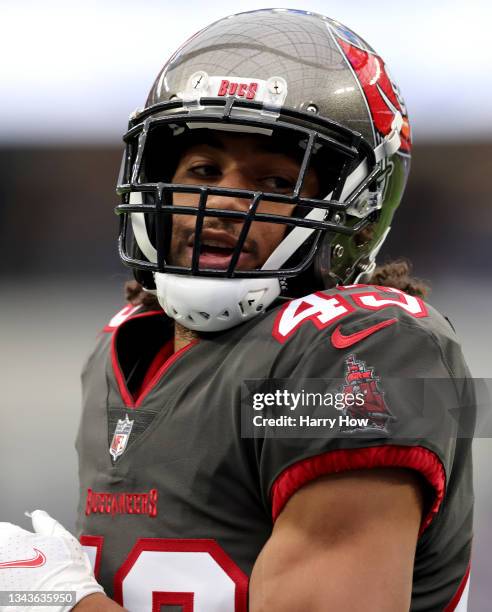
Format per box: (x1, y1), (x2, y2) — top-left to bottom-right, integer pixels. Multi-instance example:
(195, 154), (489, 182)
(340, 355), (396, 433)
(109, 414), (134, 461)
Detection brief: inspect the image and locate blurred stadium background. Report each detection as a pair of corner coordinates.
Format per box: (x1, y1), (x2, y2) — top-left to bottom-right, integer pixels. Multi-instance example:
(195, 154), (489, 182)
(1, 0), (491, 608)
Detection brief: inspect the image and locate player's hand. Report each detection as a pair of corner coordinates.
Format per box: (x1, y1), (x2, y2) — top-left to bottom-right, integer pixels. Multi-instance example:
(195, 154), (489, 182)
(0, 510), (105, 612)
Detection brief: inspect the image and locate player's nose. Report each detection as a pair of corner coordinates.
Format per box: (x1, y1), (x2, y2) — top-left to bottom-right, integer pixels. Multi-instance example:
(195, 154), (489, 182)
(206, 170), (256, 215)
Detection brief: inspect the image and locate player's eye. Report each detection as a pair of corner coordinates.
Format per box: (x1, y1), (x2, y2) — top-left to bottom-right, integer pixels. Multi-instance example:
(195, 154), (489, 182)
(188, 163), (221, 179)
(262, 175), (296, 192)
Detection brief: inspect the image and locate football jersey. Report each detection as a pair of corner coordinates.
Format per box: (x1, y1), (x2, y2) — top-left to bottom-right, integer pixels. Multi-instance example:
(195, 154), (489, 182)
(75, 285), (474, 611)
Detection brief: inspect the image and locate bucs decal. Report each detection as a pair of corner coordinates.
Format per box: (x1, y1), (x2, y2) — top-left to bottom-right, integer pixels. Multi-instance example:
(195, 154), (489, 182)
(110, 414), (134, 461)
(183, 72), (286, 108)
(340, 355), (396, 432)
(333, 34), (411, 152)
(217, 79), (258, 100)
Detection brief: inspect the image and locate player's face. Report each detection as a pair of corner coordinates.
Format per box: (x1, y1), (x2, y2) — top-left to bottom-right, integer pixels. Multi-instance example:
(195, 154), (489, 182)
(168, 132), (320, 270)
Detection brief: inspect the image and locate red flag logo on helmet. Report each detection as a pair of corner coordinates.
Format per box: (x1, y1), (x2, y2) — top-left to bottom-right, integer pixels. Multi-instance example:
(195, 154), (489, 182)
(336, 37), (412, 153)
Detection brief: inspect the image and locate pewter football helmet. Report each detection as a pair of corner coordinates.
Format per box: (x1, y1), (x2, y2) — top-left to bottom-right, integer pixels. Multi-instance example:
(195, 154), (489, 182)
(116, 8), (411, 331)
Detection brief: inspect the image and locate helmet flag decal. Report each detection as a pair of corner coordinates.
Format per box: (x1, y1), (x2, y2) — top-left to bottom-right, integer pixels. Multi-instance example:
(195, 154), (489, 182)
(336, 38), (412, 152)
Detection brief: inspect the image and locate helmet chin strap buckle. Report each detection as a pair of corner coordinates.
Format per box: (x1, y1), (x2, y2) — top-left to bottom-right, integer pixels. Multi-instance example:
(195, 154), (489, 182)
(351, 226), (392, 284)
(353, 260), (377, 285)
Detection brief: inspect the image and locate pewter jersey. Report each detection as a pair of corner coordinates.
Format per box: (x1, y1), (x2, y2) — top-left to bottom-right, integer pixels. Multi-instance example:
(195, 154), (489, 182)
(76, 285), (474, 611)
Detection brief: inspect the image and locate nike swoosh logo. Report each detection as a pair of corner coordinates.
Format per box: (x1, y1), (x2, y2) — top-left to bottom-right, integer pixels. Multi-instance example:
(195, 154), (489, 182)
(331, 318), (397, 349)
(0, 548), (46, 569)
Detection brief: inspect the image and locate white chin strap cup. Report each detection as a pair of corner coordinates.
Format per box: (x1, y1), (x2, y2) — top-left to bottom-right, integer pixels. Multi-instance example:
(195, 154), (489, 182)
(154, 273), (281, 332)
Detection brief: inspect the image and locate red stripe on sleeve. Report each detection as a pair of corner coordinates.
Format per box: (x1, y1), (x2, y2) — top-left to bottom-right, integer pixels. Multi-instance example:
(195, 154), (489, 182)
(270, 444), (446, 535)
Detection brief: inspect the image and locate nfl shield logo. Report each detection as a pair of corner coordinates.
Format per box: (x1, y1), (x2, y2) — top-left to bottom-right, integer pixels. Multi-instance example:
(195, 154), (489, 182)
(110, 414), (134, 460)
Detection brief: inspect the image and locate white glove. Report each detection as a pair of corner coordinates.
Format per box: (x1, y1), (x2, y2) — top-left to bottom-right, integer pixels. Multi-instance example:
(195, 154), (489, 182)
(0, 510), (104, 612)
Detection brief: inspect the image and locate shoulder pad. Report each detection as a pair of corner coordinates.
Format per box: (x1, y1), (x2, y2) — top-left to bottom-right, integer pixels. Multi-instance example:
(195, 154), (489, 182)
(101, 304), (143, 332)
(271, 284), (430, 345)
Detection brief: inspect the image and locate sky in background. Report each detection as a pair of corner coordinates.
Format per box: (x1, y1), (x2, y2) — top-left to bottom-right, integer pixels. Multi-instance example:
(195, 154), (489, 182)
(1, 0), (491, 144)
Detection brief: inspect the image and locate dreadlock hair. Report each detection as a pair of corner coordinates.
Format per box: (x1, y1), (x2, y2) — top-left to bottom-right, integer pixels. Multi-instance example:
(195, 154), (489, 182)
(369, 258), (429, 299)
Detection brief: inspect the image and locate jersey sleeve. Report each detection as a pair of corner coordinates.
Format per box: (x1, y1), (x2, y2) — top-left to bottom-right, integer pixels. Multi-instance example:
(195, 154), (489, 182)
(256, 306), (471, 535)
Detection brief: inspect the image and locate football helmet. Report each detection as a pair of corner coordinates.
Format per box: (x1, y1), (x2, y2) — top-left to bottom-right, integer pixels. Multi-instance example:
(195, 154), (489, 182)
(115, 8), (411, 331)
